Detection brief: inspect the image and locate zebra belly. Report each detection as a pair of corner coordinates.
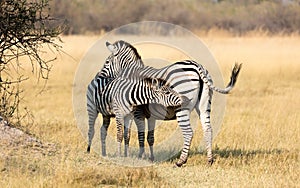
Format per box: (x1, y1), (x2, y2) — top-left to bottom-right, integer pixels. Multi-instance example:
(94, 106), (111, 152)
(137, 104), (177, 120)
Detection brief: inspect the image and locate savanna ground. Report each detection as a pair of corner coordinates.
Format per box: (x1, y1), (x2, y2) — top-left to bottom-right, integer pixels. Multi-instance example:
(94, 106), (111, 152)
(0, 33), (299, 187)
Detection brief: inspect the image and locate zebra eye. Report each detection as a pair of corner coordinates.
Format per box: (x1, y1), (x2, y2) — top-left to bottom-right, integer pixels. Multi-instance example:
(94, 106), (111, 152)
(165, 91), (171, 95)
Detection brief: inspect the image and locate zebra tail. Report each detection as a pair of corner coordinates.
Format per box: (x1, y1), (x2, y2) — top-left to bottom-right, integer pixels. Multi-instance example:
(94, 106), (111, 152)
(210, 63), (242, 94)
(198, 63), (242, 94)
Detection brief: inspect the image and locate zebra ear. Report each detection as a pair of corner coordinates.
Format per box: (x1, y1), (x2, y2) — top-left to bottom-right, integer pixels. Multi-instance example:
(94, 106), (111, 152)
(106, 41), (118, 54)
(151, 78), (160, 91)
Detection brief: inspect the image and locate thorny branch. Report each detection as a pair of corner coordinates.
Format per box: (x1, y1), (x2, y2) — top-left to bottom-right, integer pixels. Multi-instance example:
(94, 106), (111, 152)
(0, 0), (66, 124)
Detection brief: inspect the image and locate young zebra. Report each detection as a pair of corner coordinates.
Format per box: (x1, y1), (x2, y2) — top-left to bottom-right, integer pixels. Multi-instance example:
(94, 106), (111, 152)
(99, 40), (242, 167)
(86, 74), (187, 157)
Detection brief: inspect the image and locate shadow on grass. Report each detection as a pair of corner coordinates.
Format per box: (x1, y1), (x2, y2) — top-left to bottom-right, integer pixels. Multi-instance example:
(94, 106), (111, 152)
(209, 147), (283, 158)
(165, 147), (284, 163)
(96, 146), (286, 165)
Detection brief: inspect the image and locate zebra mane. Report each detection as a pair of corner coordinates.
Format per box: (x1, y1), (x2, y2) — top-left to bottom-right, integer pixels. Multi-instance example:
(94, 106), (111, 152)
(117, 40), (142, 60)
(143, 77), (169, 88)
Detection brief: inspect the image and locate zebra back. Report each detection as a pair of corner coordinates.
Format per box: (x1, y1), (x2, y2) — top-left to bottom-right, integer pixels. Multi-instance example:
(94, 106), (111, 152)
(102, 40), (241, 94)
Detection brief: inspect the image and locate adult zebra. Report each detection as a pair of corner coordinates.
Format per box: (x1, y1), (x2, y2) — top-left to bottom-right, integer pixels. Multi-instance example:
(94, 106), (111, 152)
(99, 40), (242, 167)
(86, 74), (187, 157)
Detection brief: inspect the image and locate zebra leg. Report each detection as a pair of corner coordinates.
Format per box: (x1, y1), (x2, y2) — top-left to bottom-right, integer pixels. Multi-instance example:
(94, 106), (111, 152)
(124, 115), (132, 157)
(100, 116), (111, 156)
(87, 106), (98, 153)
(175, 109), (193, 167)
(196, 84), (214, 165)
(147, 118), (156, 162)
(134, 113), (146, 159)
(116, 116), (124, 157)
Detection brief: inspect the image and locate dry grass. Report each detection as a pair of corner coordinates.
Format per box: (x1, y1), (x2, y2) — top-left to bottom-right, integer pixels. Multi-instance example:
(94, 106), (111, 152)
(0, 34), (299, 187)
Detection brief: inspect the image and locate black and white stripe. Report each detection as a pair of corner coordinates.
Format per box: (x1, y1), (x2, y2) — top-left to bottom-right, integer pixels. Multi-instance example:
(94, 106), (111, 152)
(86, 74), (185, 157)
(100, 40), (242, 166)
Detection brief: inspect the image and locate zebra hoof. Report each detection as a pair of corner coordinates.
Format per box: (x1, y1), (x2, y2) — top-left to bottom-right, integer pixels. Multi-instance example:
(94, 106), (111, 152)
(173, 163), (182, 168)
(174, 159), (187, 168)
(173, 162), (184, 168)
(87, 146), (90, 153)
(138, 154), (143, 159)
(149, 157), (154, 162)
(208, 158), (214, 166)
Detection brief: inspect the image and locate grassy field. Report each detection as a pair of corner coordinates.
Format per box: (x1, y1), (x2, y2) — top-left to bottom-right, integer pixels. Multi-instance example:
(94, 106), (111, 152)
(0, 34), (299, 187)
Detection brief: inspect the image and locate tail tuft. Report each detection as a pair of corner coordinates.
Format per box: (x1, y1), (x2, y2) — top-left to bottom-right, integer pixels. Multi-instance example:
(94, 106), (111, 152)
(209, 63), (242, 94)
(227, 63), (242, 89)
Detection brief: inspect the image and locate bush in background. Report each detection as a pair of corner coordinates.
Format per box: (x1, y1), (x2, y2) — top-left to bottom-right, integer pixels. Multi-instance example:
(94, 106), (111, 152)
(50, 0), (300, 35)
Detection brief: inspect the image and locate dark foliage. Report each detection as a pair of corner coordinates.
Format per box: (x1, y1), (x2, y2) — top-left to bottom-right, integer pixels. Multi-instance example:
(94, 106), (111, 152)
(0, 0), (65, 123)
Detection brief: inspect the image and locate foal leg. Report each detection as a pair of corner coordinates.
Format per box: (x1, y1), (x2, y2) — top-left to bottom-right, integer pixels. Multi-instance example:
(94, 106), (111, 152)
(134, 109), (146, 159)
(115, 116), (124, 157)
(147, 118), (156, 161)
(124, 115), (132, 157)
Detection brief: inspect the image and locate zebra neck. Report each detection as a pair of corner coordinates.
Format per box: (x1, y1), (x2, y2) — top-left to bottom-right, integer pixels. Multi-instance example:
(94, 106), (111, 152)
(139, 87), (159, 105)
(127, 59), (144, 69)
(145, 90), (160, 105)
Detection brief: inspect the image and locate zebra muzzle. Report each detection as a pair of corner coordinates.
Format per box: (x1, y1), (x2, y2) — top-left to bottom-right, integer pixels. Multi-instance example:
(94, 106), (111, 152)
(181, 96), (191, 107)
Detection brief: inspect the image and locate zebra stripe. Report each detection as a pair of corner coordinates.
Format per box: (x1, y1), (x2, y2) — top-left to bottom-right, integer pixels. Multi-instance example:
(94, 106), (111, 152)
(100, 40), (242, 166)
(86, 74), (186, 157)
(86, 75), (114, 155)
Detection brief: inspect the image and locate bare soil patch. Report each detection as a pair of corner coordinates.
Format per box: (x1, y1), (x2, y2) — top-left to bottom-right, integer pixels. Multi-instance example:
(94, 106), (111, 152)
(0, 118), (57, 160)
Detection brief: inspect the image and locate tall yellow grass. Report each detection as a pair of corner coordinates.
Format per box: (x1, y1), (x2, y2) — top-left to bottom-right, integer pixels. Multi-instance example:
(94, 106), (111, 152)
(0, 34), (299, 187)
